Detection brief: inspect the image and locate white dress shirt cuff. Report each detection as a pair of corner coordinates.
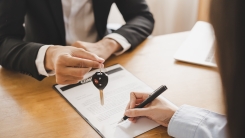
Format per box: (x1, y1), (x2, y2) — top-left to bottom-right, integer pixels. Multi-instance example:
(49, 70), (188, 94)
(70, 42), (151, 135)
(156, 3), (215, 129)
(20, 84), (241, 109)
(35, 45), (55, 77)
(105, 33), (131, 56)
(168, 105), (211, 138)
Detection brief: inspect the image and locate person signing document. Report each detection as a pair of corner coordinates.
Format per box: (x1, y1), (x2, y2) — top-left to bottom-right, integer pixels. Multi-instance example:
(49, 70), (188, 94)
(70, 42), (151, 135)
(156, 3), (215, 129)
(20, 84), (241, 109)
(123, 1), (245, 138)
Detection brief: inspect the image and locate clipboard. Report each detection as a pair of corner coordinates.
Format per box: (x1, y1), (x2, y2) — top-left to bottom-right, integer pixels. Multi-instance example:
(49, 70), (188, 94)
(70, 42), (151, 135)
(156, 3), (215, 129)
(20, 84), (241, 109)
(53, 64), (160, 138)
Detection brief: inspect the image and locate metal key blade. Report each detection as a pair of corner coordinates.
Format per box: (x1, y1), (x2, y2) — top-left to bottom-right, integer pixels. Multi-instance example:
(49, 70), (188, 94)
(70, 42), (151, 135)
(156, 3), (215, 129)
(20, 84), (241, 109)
(92, 70), (108, 106)
(100, 90), (104, 105)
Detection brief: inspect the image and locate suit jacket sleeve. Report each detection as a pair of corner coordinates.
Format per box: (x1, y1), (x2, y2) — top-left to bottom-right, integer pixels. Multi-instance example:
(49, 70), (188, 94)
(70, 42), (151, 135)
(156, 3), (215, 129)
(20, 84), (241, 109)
(114, 0), (154, 49)
(168, 105), (228, 138)
(0, 0), (45, 80)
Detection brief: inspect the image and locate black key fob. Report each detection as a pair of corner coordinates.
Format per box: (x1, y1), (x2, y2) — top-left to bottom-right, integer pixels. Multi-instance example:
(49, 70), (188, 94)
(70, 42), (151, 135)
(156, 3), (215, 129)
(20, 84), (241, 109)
(92, 72), (108, 90)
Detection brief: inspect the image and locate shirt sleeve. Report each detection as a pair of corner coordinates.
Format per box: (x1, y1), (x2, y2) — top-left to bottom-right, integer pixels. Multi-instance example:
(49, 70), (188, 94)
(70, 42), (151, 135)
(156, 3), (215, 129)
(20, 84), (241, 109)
(35, 45), (55, 76)
(105, 33), (131, 56)
(168, 105), (228, 138)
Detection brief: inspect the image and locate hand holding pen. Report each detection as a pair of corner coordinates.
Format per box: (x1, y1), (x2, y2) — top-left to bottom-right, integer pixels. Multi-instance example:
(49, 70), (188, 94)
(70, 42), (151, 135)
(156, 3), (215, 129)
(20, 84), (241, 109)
(120, 85), (179, 127)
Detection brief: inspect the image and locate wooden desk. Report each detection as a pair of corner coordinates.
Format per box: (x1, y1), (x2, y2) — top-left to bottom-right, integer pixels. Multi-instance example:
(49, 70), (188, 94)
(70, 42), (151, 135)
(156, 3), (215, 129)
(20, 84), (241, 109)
(0, 32), (224, 138)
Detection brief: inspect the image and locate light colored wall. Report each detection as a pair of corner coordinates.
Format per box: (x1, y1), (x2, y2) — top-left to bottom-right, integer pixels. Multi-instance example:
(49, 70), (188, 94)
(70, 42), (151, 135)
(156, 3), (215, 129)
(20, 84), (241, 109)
(107, 0), (199, 36)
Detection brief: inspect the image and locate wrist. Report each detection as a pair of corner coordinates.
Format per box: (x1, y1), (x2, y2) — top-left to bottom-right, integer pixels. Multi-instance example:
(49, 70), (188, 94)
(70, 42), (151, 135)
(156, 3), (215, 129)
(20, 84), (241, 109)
(100, 38), (122, 54)
(166, 106), (178, 126)
(45, 46), (59, 71)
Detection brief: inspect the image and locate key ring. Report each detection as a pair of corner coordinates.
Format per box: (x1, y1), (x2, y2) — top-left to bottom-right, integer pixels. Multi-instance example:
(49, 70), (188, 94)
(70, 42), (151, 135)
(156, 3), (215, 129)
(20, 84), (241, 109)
(100, 64), (101, 73)
(99, 64), (107, 74)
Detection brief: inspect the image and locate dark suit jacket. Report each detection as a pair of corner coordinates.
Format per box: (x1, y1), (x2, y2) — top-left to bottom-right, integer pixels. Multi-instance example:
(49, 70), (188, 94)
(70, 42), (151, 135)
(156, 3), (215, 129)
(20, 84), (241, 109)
(0, 0), (154, 81)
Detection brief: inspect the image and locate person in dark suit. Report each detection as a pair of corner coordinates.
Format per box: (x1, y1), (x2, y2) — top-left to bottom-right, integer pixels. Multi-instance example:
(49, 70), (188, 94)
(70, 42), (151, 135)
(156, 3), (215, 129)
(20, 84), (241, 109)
(0, 0), (154, 84)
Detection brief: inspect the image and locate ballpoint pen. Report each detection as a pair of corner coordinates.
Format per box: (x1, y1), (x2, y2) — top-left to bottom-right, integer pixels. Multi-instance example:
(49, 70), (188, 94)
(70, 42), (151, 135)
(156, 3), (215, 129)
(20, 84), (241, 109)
(118, 85), (168, 124)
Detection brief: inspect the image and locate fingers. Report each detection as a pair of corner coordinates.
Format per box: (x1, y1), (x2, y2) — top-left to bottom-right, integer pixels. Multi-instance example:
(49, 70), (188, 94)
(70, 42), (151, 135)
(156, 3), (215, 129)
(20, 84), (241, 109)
(56, 54), (103, 70)
(136, 99), (144, 104)
(129, 92), (149, 109)
(63, 56), (102, 68)
(55, 55), (94, 77)
(51, 45), (105, 85)
(125, 99), (143, 111)
(71, 46), (105, 63)
(63, 80), (80, 85)
(56, 75), (84, 85)
(125, 108), (150, 118)
(129, 117), (139, 123)
(125, 103), (130, 110)
(129, 92), (137, 109)
(55, 67), (91, 85)
(58, 67), (92, 78)
(125, 92), (150, 122)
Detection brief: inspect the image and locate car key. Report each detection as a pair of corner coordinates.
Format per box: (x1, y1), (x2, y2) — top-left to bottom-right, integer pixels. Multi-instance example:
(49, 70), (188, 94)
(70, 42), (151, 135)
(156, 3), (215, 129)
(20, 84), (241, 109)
(92, 69), (108, 105)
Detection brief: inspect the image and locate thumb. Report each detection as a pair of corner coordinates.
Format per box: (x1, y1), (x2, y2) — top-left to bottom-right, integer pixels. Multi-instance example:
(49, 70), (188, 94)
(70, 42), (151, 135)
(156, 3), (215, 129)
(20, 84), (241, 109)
(125, 108), (150, 118)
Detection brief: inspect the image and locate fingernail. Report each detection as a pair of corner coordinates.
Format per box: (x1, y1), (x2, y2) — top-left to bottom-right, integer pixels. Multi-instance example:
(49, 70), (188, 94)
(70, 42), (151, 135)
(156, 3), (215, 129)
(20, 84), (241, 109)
(98, 57), (105, 62)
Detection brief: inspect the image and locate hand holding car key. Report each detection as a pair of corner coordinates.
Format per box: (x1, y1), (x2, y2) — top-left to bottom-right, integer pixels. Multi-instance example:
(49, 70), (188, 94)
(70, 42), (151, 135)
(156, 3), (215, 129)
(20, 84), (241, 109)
(92, 64), (108, 105)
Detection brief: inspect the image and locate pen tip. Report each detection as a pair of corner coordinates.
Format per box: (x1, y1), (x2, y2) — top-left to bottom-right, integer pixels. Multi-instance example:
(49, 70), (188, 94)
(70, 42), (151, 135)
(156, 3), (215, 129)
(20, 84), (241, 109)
(118, 119), (124, 124)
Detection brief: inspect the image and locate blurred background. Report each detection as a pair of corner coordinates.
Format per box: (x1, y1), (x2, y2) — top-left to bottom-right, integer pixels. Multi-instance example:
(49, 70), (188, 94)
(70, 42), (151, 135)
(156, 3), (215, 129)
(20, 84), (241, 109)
(108, 0), (210, 36)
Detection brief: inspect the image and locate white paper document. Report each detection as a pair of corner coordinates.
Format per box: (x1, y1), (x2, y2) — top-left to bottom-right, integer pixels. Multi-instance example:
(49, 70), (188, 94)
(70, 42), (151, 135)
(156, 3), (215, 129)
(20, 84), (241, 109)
(54, 64), (160, 138)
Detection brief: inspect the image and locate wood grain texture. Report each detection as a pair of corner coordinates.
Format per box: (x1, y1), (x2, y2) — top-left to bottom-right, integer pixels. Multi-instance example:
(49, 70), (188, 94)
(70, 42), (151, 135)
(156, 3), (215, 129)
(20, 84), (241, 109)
(0, 32), (225, 138)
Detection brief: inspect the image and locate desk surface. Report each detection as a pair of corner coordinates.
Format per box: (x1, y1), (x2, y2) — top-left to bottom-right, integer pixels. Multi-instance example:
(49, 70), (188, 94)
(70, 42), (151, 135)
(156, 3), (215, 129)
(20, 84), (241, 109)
(0, 32), (224, 138)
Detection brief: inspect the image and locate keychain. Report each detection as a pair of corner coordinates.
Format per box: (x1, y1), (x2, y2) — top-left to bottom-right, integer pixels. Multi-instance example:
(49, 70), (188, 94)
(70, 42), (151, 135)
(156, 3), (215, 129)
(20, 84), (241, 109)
(92, 65), (108, 105)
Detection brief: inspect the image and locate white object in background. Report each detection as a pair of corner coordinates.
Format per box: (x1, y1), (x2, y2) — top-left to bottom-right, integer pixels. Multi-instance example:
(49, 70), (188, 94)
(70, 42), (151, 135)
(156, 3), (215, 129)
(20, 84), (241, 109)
(174, 21), (217, 67)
